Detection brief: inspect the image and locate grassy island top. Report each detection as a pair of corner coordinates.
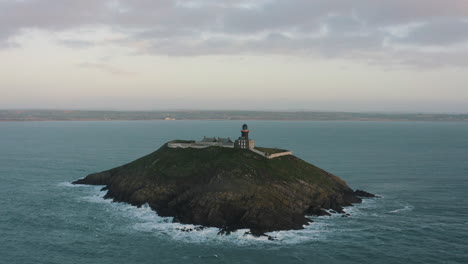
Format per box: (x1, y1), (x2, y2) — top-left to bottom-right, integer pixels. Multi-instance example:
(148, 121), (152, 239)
(254, 147), (289, 154)
(114, 143), (331, 184)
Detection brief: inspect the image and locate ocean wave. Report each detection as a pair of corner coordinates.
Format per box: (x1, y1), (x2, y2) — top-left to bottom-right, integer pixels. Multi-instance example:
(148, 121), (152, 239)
(343, 198), (380, 216)
(58, 181), (106, 189)
(80, 191), (112, 204)
(122, 202), (333, 245)
(74, 187), (381, 246)
(57, 181), (82, 188)
(389, 205), (414, 213)
(130, 212), (332, 246)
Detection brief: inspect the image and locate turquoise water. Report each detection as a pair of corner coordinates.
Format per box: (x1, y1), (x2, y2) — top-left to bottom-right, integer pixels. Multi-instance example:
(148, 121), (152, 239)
(0, 121), (467, 264)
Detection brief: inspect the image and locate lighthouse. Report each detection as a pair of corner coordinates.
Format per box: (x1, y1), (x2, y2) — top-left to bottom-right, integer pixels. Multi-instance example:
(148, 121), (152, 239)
(241, 124), (249, 139)
(234, 124), (255, 149)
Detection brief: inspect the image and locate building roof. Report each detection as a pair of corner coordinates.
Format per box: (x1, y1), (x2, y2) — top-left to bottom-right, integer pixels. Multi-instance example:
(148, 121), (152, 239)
(201, 137), (233, 143)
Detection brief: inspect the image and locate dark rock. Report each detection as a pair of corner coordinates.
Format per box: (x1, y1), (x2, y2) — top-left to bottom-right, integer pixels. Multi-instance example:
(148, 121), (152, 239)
(194, 226), (205, 231)
(354, 190), (377, 198)
(318, 209), (331, 216)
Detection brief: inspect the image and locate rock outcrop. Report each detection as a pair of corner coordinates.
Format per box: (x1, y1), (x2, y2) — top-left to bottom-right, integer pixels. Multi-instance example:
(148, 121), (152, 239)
(73, 142), (375, 235)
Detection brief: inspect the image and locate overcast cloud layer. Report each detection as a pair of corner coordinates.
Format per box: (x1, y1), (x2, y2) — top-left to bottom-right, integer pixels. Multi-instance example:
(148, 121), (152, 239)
(1, 0), (468, 66)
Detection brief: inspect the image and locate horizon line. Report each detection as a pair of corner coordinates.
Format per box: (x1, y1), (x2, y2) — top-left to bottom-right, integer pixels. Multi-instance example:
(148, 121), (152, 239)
(2, 108), (468, 115)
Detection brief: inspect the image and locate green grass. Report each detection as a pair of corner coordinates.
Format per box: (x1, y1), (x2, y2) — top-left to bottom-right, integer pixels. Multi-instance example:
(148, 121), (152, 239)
(254, 146), (289, 154)
(114, 143), (340, 187)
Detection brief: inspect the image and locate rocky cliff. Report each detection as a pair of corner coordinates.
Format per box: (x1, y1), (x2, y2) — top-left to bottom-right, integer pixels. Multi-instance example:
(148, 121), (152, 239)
(73, 142), (375, 235)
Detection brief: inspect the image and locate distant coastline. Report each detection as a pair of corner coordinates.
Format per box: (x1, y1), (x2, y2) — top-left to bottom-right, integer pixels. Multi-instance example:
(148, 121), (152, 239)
(1, 110), (468, 122)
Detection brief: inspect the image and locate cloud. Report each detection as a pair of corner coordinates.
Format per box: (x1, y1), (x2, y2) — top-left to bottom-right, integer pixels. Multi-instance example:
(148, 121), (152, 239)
(77, 62), (136, 75)
(1, 0), (468, 66)
(396, 20), (468, 45)
(60, 39), (95, 49)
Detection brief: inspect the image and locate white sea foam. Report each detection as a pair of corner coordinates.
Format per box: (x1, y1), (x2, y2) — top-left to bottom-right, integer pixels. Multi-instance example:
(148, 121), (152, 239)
(57, 181), (82, 188)
(73, 186), (380, 246)
(343, 198), (380, 217)
(127, 203), (329, 245)
(390, 205), (414, 213)
(96, 198), (333, 245)
(80, 190), (112, 204)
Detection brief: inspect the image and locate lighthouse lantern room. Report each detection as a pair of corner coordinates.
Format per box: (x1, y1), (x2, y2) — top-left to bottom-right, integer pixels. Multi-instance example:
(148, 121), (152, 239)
(234, 124), (255, 149)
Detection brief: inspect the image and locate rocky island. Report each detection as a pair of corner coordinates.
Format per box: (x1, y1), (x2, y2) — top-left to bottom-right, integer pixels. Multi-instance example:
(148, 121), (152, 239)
(73, 124), (375, 235)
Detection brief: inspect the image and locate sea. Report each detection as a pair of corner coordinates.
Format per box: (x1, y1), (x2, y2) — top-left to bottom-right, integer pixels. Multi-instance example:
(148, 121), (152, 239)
(0, 120), (467, 264)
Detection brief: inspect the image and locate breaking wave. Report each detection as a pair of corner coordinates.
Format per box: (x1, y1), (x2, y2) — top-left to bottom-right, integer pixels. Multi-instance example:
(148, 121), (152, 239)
(65, 184), (380, 246)
(57, 181), (83, 188)
(389, 205), (414, 213)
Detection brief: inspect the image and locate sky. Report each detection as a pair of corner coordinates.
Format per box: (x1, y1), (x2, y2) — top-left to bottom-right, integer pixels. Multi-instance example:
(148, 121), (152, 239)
(1, 0), (468, 113)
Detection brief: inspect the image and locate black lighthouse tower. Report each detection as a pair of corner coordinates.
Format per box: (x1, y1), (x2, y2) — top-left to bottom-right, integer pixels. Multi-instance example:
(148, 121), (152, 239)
(241, 124), (249, 139)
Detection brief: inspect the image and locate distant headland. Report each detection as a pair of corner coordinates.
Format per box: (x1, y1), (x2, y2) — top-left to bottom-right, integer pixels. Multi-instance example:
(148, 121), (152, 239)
(2, 109), (468, 122)
(73, 124), (376, 236)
